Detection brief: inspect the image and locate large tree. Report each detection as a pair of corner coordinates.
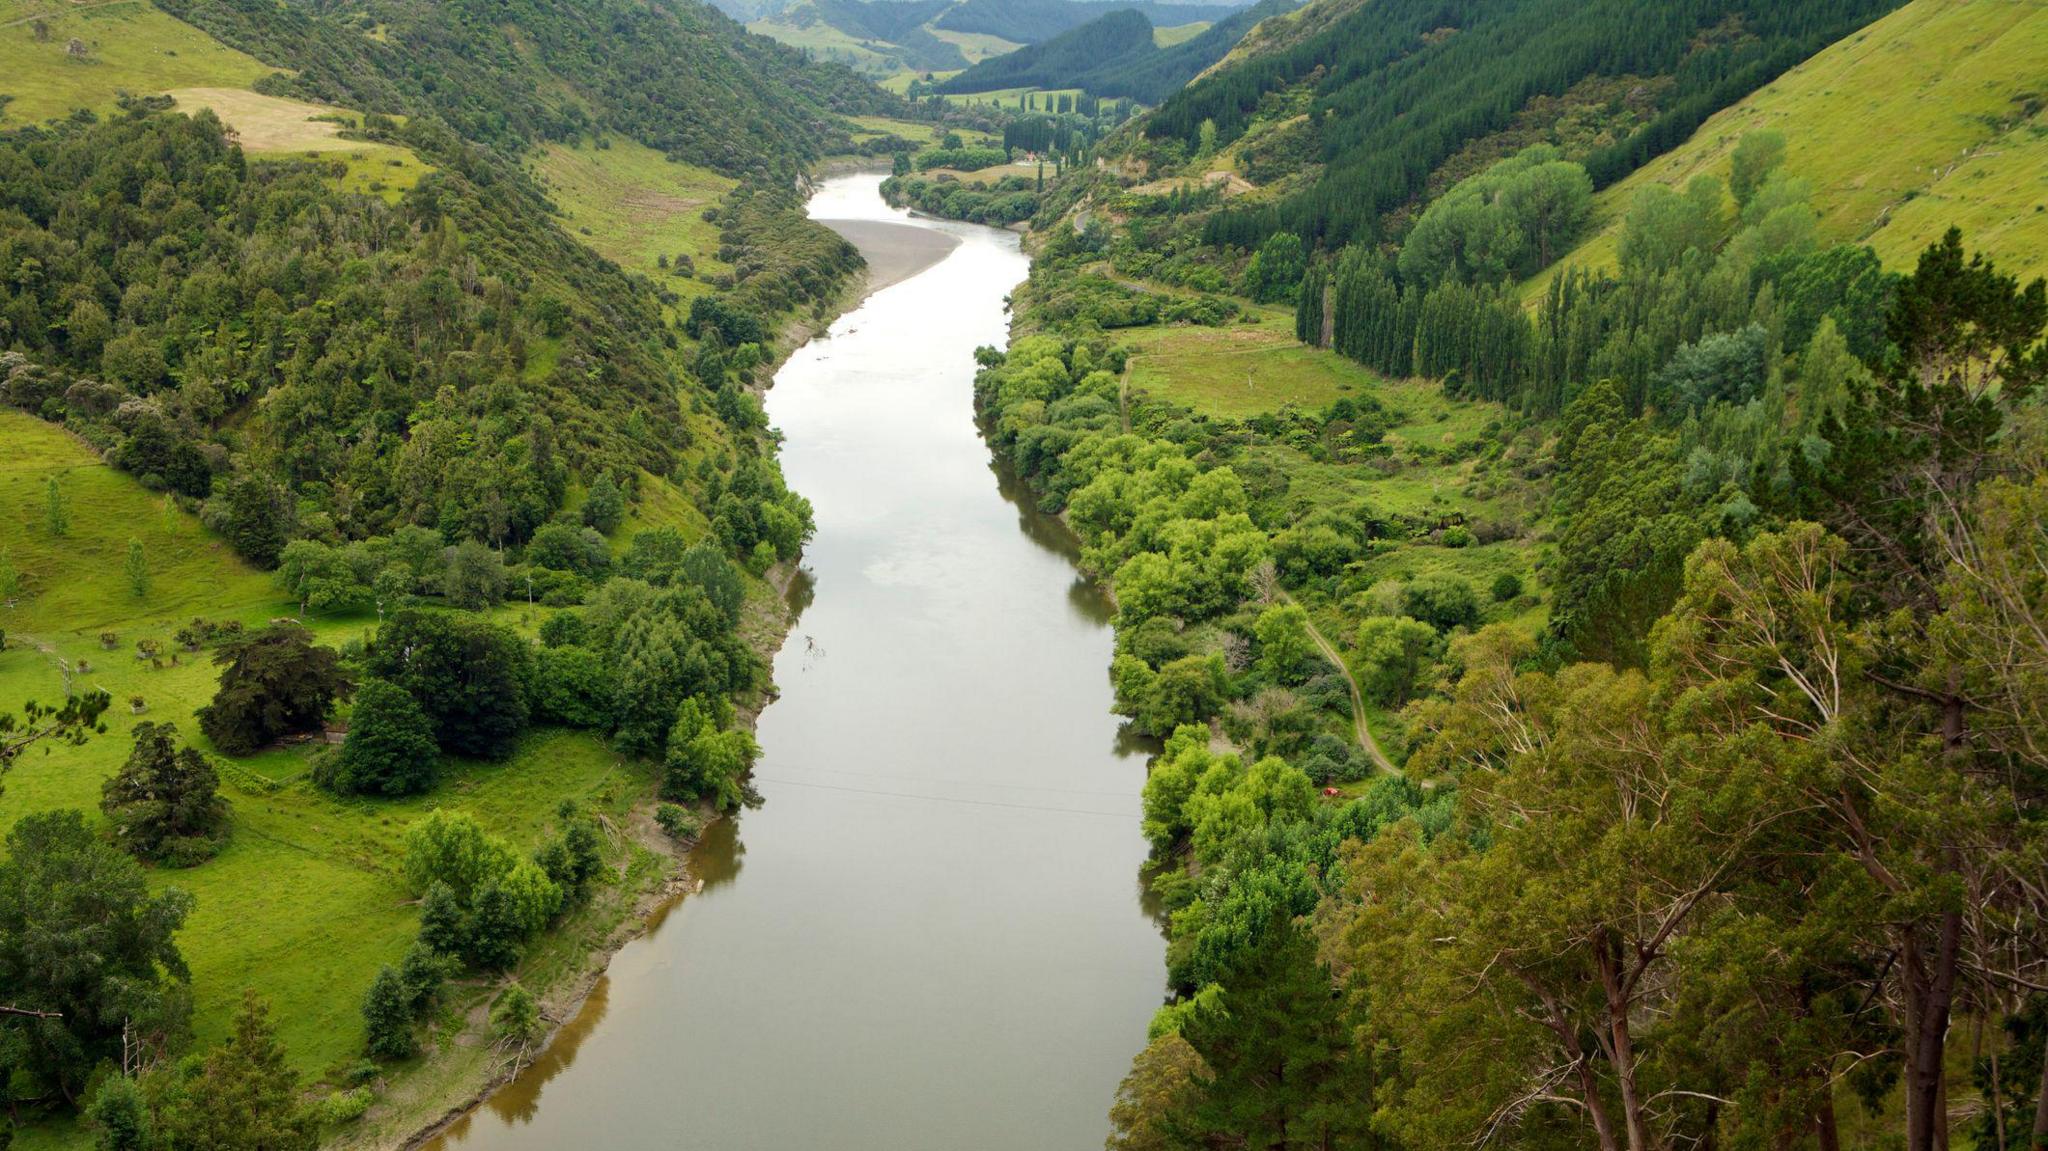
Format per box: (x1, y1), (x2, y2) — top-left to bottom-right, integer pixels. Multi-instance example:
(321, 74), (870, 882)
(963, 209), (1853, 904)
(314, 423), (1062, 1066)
(197, 623), (352, 756)
(366, 610), (532, 760)
(0, 812), (192, 1105)
(101, 722), (229, 865)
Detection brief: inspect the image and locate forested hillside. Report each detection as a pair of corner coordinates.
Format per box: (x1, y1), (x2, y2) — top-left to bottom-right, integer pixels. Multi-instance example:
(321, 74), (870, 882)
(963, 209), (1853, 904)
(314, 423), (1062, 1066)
(946, 0), (2048, 1148)
(0, 0), (902, 1145)
(1138, 0), (1910, 249)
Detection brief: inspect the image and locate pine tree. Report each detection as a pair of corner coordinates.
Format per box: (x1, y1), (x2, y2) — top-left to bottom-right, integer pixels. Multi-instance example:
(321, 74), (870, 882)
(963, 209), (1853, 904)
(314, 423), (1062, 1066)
(1171, 918), (1377, 1150)
(154, 991), (317, 1151)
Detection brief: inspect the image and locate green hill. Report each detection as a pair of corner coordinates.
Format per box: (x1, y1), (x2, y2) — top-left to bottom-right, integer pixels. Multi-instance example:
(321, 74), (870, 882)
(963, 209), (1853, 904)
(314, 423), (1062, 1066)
(1540, 0), (2048, 288)
(1143, 0), (1911, 250)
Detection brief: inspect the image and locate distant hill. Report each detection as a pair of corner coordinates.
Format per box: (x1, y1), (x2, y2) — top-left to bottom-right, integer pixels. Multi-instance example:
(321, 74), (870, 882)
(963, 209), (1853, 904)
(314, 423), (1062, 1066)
(935, 0), (1293, 102)
(723, 0), (1249, 76)
(932, 0), (1241, 43)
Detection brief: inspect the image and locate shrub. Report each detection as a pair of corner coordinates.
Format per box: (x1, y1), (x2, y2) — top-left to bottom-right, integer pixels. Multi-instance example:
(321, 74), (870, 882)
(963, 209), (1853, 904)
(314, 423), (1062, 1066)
(1441, 525), (1474, 548)
(1491, 572), (1525, 602)
(654, 803), (703, 840)
(1400, 576), (1481, 632)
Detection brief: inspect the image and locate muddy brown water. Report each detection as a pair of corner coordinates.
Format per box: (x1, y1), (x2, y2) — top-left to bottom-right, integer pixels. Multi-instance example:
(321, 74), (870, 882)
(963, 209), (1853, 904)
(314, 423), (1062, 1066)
(423, 174), (1165, 1150)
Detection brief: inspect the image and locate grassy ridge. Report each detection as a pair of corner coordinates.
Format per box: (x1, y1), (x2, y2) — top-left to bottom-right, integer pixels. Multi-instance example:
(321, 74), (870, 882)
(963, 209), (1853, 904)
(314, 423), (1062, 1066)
(1542, 0), (2048, 289)
(0, 0), (270, 125)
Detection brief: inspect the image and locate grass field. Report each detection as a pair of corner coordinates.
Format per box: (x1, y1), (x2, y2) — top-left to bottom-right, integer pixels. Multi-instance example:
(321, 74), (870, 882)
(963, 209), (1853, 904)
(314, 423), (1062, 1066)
(0, 0), (272, 125)
(747, 16), (899, 72)
(940, 85), (1087, 111)
(0, 412), (683, 1148)
(1539, 0), (2048, 292)
(1123, 307), (1374, 420)
(1153, 20), (1210, 47)
(926, 27), (1022, 63)
(530, 135), (737, 300)
(168, 87), (429, 201)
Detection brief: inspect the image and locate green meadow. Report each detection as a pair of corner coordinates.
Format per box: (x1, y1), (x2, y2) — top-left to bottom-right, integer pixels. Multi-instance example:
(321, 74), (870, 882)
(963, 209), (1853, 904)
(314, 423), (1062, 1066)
(530, 135), (738, 304)
(0, 413), (676, 1149)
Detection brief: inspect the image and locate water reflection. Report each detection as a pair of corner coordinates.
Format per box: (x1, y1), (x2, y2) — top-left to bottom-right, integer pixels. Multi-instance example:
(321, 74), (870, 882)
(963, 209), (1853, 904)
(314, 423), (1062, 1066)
(423, 173), (1161, 1151)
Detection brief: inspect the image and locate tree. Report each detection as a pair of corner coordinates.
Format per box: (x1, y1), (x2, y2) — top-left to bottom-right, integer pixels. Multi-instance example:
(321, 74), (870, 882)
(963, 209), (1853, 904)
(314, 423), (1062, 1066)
(1353, 615), (1438, 705)
(444, 539), (507, 609)
(1170, 918), (1375, 1150)
(581, 471), (625, 534)
(401, 810), (559, 969)
(490, 984), (543, 1050)
(1399, 575), (1479, 632)
(44, 477), (67, 537)
(101, 721), (228, 865)
(0, 811), (193, 1104)
(85, 1074), (148, 1151)
(366, 610), (532, 759)
(1107, 1032), (1206, 1151)
(1791, 232), (2046, 1151)
(526, 522), (610, 578)
(124, 539), (149, 599)
(197, 623), (352, 756)
(151, 991), (317, 1151)
(320, 678), (440, 796)
(402, 809), (517, 900)
(205, 474), (292, 569)
(361, 966), (417, 1060)
(662, 697), (757, 811)
(1254, 603), (1315, 685)
(1729, 129), (1787, 209)
(533, 801), (604, 901)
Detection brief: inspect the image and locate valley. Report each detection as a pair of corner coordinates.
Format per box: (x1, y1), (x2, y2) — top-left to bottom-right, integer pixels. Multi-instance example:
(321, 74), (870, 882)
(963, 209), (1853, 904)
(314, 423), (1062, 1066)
(2, 0), (2045, 1150)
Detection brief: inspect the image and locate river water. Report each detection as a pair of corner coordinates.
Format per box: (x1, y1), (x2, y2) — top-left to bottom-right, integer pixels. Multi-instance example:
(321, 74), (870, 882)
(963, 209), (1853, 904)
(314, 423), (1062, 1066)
(425, 174), (1163, 1150)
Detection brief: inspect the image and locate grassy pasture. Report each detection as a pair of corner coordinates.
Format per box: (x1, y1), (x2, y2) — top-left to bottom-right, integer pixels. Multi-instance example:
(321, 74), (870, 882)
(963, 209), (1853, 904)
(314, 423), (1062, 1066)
(530, 135), (737, 301)
(1122, 308), (1371, 420)
(1538, 0), (2048, 293)
(1153, 21), (1210, 47)
(167, 87), (429, 201)
(926, 27), (1022, 63)
(0, 0), (270, 125)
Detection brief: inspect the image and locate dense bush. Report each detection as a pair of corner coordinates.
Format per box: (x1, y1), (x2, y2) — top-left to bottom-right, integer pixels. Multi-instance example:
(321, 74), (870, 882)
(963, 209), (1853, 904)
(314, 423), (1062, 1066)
(320, 679), (442, 797)
(365, 611), (533, 760)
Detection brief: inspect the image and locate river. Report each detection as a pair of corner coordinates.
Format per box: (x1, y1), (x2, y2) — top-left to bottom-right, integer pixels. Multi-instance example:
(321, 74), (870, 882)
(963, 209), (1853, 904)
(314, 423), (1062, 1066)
(423, 173), (1164, 1150)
